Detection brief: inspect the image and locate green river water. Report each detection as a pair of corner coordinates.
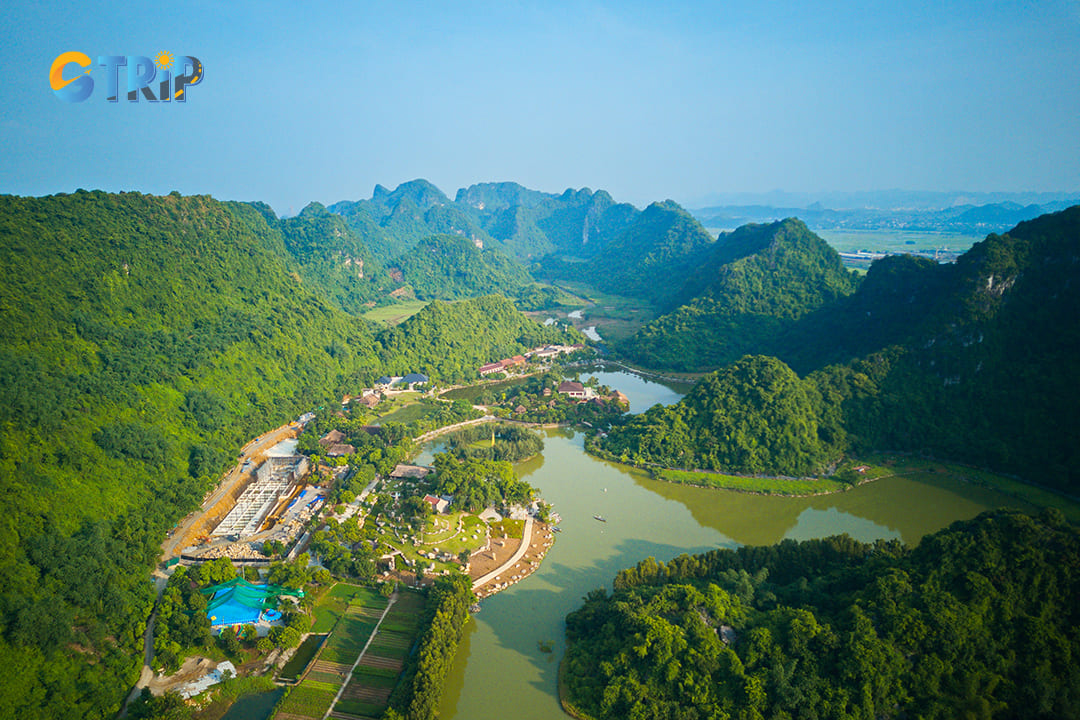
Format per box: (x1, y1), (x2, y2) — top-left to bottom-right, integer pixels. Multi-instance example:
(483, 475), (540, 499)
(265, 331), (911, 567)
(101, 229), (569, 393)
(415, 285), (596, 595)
(435, 368), (1038, 720)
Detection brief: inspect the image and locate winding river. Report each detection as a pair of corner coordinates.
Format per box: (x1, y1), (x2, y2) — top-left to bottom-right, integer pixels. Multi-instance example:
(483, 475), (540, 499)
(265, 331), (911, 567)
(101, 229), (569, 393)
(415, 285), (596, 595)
(435, 369), (1038, 720)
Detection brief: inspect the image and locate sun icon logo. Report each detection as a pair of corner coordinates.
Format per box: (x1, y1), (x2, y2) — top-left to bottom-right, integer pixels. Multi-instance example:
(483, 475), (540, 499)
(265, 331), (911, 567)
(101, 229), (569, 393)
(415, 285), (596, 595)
(154, 51), (174, 71)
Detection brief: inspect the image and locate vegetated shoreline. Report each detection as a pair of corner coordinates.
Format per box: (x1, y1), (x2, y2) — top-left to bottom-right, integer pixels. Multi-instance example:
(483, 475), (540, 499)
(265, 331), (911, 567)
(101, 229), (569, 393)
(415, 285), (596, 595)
(586, 445), (1080, 519)
(583, 444), (859, 497)
(558, 654), (597, 720)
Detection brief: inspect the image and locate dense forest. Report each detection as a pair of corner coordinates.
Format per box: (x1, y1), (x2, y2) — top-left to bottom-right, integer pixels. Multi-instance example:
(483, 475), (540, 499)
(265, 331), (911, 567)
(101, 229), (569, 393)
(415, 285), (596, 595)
(0, 190), (576, 717)
(621, 219), (860, 371)
(443, 423), (545, 463)
(564, 509), (1080, 720)
(372, 294), (578, 384)
(388, 234), (533, 301)
(593, 356), (840, 477)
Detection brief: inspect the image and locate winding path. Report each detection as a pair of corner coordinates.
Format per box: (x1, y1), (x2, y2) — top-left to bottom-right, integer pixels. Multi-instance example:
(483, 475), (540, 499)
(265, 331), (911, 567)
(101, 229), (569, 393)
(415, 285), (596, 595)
(472, 517), (534, 590)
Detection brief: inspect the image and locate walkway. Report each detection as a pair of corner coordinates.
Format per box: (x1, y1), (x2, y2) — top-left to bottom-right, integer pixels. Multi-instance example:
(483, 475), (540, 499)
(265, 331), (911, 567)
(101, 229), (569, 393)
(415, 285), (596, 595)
(472, 517), (534, 590)
(412, 415), (495, 444)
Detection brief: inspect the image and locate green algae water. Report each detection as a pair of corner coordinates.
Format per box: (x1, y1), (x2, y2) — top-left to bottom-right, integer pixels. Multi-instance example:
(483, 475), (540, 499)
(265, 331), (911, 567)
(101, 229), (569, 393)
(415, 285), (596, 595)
(437, 369), (1039, 720)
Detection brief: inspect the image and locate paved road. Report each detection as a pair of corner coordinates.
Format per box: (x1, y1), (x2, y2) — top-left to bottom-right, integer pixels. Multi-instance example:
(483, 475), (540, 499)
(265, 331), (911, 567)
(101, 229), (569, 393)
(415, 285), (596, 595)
(472, 517), (534, 590)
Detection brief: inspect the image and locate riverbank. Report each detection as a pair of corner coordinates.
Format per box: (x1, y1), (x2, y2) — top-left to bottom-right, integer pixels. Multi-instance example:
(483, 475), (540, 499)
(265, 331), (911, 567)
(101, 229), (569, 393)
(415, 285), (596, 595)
(592, 450), (1080, 519)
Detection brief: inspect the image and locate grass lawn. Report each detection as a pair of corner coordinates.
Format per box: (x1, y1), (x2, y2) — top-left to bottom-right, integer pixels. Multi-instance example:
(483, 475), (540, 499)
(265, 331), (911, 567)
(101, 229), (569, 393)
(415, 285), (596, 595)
(441, 376), (531, 402)
(654, 468), (849, 496)
(362, 300), (429, 326)
(378, 511), (490, 574)
(375, 400), (436, 426)
(488, 518), (525, 539)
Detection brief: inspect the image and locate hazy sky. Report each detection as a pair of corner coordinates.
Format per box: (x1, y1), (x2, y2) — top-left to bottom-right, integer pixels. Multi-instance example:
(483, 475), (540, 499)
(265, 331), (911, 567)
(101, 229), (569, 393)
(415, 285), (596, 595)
(2, 0), (1078, 214)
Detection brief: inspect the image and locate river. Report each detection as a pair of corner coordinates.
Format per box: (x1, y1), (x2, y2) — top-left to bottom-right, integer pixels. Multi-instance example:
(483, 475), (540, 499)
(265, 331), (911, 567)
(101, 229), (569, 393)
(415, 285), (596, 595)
(436, 368), (1037, 720)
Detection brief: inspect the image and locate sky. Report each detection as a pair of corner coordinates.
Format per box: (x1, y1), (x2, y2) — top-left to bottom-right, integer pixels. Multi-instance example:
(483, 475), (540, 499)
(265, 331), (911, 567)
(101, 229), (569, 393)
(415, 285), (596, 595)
(1, 0), (1078, 215)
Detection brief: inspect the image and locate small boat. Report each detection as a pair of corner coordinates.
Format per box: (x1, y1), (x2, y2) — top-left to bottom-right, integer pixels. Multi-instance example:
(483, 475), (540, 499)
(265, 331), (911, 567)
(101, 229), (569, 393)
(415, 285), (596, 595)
(593, 514), (606, 522)
(552, 526), (562, 532)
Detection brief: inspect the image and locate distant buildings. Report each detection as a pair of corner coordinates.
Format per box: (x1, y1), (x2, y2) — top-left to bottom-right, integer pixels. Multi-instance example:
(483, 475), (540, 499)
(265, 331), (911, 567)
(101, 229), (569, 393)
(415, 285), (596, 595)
(422, 494), (450, 513)
(477, 344), (587, 377)
(390, 464), (432, 481)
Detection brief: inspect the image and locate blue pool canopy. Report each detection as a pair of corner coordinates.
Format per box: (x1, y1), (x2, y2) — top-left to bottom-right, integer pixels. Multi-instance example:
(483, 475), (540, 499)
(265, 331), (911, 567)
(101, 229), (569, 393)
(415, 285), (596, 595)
(201, 578), (303, 627)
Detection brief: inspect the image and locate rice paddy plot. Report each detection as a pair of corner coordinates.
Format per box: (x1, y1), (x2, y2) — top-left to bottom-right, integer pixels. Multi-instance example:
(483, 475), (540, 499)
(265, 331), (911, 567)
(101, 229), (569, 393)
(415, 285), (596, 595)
(274, 684), (337, 719)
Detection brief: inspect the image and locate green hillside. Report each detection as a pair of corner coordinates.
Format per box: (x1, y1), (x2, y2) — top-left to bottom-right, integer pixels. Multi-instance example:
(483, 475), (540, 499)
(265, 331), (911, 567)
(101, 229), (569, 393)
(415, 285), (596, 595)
(593, 355), (838, 477)
(621, 218), (860, 370)
(0, 190), (386, 718)
(375, 294), (581, 383)
(605, 206), (1080, 493)
(389, 233), (533, 301)
(564, 509), (1080, 720)
(278, 202), (396, 314)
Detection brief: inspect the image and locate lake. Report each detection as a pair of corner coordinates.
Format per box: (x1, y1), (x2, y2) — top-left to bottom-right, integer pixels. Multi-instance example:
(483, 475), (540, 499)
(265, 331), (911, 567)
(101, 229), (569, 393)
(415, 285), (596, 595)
(437, 368), (1036, 720)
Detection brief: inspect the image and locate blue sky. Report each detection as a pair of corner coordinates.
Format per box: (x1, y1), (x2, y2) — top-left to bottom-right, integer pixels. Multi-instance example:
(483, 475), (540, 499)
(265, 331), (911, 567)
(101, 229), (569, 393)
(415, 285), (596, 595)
(1, 0), (1078, 214)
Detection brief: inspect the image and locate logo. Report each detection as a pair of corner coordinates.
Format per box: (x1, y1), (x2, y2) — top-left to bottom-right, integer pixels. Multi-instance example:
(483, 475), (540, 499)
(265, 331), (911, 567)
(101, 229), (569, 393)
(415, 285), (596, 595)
(50, 52), (203, 103)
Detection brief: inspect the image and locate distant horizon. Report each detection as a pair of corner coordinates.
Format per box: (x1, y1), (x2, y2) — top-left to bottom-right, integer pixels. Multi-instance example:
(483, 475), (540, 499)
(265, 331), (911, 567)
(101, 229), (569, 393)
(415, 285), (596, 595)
(2, 2), (1076, 219)
(10, 181), (1080, 219)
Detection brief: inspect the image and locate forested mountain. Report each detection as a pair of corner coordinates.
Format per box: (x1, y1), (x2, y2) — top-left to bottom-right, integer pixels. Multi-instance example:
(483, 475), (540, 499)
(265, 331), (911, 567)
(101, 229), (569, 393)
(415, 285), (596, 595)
(536, 200), (718, 306)
(457, 182), (639, 259)
(374, 295), (578, 383)
(388, 234), (533, 301)
(564, 509), (1080, 720)
(607, 206), (1080, 492)
(800, 206), (1080, 489)
(331, 179), (640, 263)
(594, 355), (840, 477)
(621, 219), (859, 370)
(329, 179), (495, 264)
(277, 202), (396, 314)
(0, 190), (576, 717)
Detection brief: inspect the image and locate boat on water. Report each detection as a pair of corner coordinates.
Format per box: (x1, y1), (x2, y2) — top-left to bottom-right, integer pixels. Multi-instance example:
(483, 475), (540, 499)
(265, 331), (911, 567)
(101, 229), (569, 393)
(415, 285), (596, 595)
(593, 514), (606, 522)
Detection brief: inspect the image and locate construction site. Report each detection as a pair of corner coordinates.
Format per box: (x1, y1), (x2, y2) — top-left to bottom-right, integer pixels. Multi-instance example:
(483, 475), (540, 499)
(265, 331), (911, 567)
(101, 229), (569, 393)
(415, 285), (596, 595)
(211, 456), (310, 539)
(165, 421), (328, 563)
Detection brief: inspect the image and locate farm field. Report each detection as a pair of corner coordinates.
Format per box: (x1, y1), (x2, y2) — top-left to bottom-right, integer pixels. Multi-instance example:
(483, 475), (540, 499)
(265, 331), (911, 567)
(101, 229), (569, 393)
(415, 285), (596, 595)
(272, 585), (427, 720)
(331, 589), (427, 719)
(272, 586), (388, 720)
(362, 300), (429, 326)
